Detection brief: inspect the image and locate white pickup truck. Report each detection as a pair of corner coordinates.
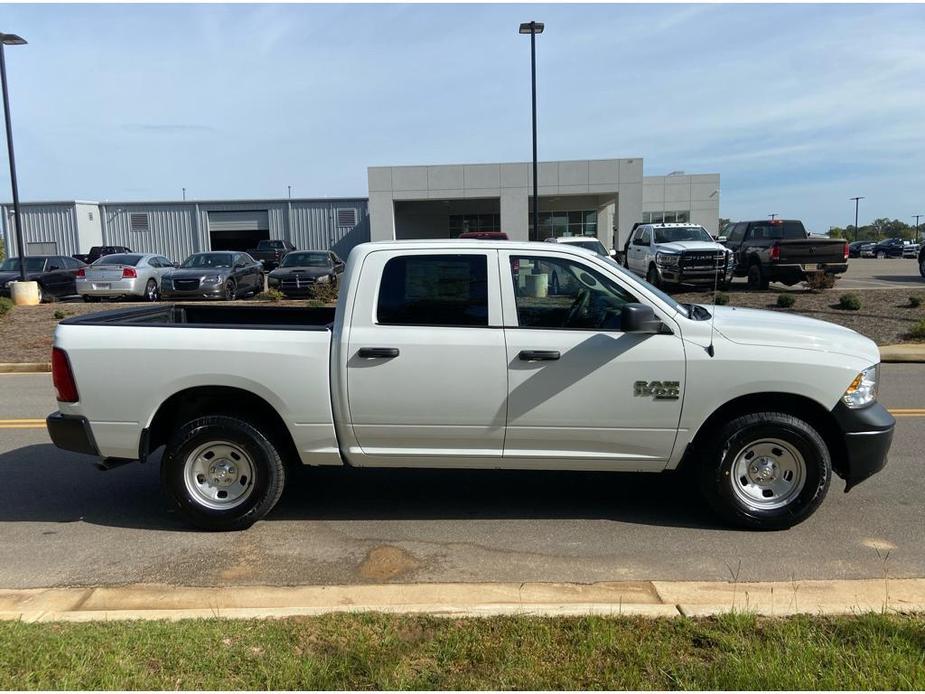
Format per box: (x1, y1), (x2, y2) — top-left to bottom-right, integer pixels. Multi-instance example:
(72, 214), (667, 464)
(47, 240), (894, 531)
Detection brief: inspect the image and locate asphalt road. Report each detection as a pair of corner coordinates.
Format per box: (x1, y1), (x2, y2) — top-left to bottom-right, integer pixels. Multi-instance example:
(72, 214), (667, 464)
(0, 368), (922, 589)
(736, 257), (923, 290)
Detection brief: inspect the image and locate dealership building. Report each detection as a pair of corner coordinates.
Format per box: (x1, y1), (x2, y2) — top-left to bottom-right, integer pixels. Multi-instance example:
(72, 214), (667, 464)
(2, 158), (718, 260)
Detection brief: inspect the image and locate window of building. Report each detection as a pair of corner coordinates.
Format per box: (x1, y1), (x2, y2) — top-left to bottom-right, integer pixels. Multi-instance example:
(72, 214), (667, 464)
(528, 210), (598, 241)
(643, 210), (690, 224)
(448, 214), (501, 236)
(509, 255), (638, 330)
(377, 254), (489, 327)
(130, 213), (150, 233)
(336, 209), (358, 228)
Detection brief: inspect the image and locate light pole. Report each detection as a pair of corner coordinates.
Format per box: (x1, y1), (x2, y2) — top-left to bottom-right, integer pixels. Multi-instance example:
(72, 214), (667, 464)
(182, 187), (186, 201)
(850, 196), (864, 243)
(519, 21), (543, 240)
(769, 213), (778, 221)
(0, 32), (27, 281)
(914, 214), (922, 243)
(288, 185), (291, 200)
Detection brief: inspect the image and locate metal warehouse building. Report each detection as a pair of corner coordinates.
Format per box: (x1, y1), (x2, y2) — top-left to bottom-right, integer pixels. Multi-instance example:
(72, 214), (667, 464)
(1, 197), (370, 262)
(2, 158), (718, 261)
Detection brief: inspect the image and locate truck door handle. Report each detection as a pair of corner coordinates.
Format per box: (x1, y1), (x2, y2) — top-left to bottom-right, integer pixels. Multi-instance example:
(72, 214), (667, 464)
(519, 350), (560, 361)
(357, 347), (400, 359)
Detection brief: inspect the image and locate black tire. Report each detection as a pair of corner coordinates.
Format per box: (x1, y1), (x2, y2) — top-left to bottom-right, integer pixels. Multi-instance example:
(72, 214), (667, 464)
(161, 415), (287, 531)
(877, 250), (886, 259)
(747, 263), (769, 290)
(646, 264), (661, 289)
(919, 256), (925, 278)
(224, 279), (237, 301)
(35, 283), (45, 304)
(698, 411), (831, 530)
(144, 279), (160, 302)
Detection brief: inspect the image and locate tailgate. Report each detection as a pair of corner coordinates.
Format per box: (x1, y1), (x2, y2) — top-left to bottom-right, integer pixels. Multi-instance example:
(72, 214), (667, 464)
(778, 240), (846, 266)
(85, 265), (127, 281)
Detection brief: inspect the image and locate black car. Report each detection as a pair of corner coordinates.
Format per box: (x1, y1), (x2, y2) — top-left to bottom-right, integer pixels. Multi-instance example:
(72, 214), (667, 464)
(246, 240), (297, 271)
(870, 237), (906, 259)
(161, 252), (264, 300)
(0, 255), (87, 302)
(848, 241), (867, 258)
(267, 250), (345, 297)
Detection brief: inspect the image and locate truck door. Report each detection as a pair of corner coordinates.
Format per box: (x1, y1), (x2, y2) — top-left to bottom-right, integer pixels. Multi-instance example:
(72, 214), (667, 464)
(343, 249), (508, 467)
(500, 250), (684, 470)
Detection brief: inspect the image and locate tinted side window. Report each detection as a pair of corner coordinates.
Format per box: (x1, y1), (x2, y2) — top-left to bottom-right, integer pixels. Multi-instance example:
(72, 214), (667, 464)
(377, 254), (488, 327)
(727, 223), (746, 244)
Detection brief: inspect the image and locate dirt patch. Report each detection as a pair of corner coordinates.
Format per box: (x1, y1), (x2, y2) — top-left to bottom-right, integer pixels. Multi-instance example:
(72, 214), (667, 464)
(358, 545), (421, 582)
(673, 287), (925, 346)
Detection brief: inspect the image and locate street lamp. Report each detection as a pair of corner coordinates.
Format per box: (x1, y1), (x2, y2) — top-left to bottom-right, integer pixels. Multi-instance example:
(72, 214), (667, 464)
(850, 196), (864, 243)
(914, 214), (922, 244)
(769, 213), (778, 221)
(519, 21), (543, 240)
(0, 32), (27, 282)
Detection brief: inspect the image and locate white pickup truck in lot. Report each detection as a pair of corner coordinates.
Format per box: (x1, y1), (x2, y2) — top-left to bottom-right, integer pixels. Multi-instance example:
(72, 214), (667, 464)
(46, 240), (895, 531)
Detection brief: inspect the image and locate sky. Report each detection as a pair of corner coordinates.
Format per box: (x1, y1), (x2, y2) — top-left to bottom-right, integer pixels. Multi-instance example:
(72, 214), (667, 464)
(1, 3), (924, 233)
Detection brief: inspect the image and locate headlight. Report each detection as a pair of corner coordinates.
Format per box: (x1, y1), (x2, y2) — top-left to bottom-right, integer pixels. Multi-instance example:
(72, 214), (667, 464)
(317, 274), (330, 283)
(201, 275), (223, 285)
(656, 253), (679, 266)
(726, 252), (736, 266)
(842, 365), (879, 408)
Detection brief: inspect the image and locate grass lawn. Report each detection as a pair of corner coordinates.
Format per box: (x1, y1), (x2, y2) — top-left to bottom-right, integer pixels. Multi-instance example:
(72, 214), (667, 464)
(1, 613), (923, 690)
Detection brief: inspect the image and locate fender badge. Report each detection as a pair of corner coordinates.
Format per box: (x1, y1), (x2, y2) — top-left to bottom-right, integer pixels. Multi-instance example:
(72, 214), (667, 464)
(634, 380), (680, 400)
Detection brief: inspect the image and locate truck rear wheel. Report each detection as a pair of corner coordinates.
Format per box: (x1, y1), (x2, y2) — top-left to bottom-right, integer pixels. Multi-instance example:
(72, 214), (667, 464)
(698, 411), (831, 530)
(747, 263), (769, 290)
(161, 415), (286, 531)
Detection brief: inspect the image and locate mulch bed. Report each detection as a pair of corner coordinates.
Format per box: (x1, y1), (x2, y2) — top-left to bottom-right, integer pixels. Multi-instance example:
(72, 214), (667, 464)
(1, 288), (923, 363)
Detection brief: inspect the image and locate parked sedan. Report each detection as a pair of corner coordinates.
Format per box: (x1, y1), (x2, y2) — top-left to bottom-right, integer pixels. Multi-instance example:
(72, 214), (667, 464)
(161, 252), (264, 300)
(0, 255), (86, 302)
(267, 250), (344, 297)
(77, 253), (175, 302)
(848, 241), (866, 258)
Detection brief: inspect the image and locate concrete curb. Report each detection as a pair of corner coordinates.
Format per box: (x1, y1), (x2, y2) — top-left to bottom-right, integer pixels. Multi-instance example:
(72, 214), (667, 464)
(0, 362), (50, 373)
(880, 344), (925, 363)
(1, 578), (923, 622)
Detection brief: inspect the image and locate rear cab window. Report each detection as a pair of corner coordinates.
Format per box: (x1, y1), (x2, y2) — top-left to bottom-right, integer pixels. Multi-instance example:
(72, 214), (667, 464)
(747, 221), (806, 241)
(377, 254), (489, 327)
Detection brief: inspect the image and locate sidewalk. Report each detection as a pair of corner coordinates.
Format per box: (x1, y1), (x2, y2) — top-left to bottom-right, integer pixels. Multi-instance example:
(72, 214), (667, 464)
(2, 578), (923, 622)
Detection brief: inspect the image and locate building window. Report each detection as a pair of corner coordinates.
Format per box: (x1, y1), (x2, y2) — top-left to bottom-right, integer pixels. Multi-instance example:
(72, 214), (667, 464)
(448, 213), (501, 236)
(130, 213), (150, 233)
(377, 254), (489, 327)
(643, 210), (690, 224)
(336, 209), (357, 228)
(528, 210), (597, 241)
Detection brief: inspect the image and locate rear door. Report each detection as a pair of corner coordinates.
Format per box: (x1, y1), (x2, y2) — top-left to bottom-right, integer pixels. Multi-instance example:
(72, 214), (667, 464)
(343, 249), (508, 466)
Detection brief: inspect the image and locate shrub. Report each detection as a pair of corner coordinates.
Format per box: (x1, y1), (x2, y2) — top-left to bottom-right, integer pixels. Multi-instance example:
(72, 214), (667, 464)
(837, 293), (862, 311)
(908, 296), (922, 308)
(714, 292), (730, 306)
(776, 294), (796, 308)
(909, 320), (925, 340)
(53, 310), (67, 320)
(306, 280), (339, 304)
(0, 297), (12, 317)
(255, 289), (285, 302)
(803, 270), (836, 291)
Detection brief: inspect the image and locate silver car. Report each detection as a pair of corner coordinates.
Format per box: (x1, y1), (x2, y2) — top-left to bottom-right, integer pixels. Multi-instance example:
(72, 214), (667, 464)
(77, 253), (176, 302)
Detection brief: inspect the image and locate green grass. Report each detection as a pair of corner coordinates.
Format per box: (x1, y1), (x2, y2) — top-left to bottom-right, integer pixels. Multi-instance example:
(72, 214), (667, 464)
(0, 613), (923, 690)
(909, 319), (925, 340)
(0, 297), (12, 318)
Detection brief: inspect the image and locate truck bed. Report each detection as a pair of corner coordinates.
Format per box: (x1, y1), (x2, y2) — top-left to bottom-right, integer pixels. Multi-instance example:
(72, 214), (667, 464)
(62, 303), (337, 329)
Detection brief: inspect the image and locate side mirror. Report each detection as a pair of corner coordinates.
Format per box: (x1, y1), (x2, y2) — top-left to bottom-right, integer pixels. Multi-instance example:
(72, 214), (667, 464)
(717, 236), (728, 243)
(621, 303), (663, 334)
(608, 249), (617, 257)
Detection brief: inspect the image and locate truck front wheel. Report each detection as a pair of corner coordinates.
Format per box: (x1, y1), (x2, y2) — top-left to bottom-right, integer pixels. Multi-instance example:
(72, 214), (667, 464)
(698, 412), (831, 530)
(161, 415), (286, 531)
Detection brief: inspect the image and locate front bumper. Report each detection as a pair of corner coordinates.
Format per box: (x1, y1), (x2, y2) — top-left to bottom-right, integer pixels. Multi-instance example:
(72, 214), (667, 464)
(162, 284), (225, 300)
(46, 411), (99, 456)
(831, 401), (895, 491)
(657, 266), (734, 285)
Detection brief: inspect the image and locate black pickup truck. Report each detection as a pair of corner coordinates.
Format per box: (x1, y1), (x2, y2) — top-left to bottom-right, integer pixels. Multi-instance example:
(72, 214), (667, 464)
(723, 219), (849, 289)
(246, 239), (296, 271)
(72, 245), (133, 265)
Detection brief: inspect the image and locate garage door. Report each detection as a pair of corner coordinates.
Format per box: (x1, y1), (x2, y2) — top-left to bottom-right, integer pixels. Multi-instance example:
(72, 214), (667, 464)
(207, 210), (269, 232)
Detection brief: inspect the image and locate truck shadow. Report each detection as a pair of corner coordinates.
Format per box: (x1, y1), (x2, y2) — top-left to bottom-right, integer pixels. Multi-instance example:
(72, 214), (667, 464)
(0, 444), (723, 531)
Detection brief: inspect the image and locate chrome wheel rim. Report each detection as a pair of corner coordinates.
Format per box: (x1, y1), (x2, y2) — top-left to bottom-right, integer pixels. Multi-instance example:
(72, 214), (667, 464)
(183, 440), (255, 510)
(730, 437), (806, 510)
(226, 281), (235, 300)
(146, 280), (158, 301)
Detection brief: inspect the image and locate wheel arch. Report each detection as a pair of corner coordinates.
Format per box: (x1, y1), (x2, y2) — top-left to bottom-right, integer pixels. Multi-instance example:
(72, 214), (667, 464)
(683, 392), (847, 479)
(145, 385), (299, 465)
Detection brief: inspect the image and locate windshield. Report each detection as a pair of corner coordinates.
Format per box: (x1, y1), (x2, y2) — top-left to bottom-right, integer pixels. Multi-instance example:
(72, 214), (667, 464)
(600, 256), (689, 318)
(93, 254), (142, 267)
(653, 226), (713, 244)
(281, 252), (328, 268)
(181, 253), (234, 269)
(0, 257), (46, 273)
(567, 239), (608, 256)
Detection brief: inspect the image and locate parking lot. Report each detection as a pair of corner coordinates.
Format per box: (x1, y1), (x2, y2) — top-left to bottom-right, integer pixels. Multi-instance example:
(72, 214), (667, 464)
(0, 366), (922, 590)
